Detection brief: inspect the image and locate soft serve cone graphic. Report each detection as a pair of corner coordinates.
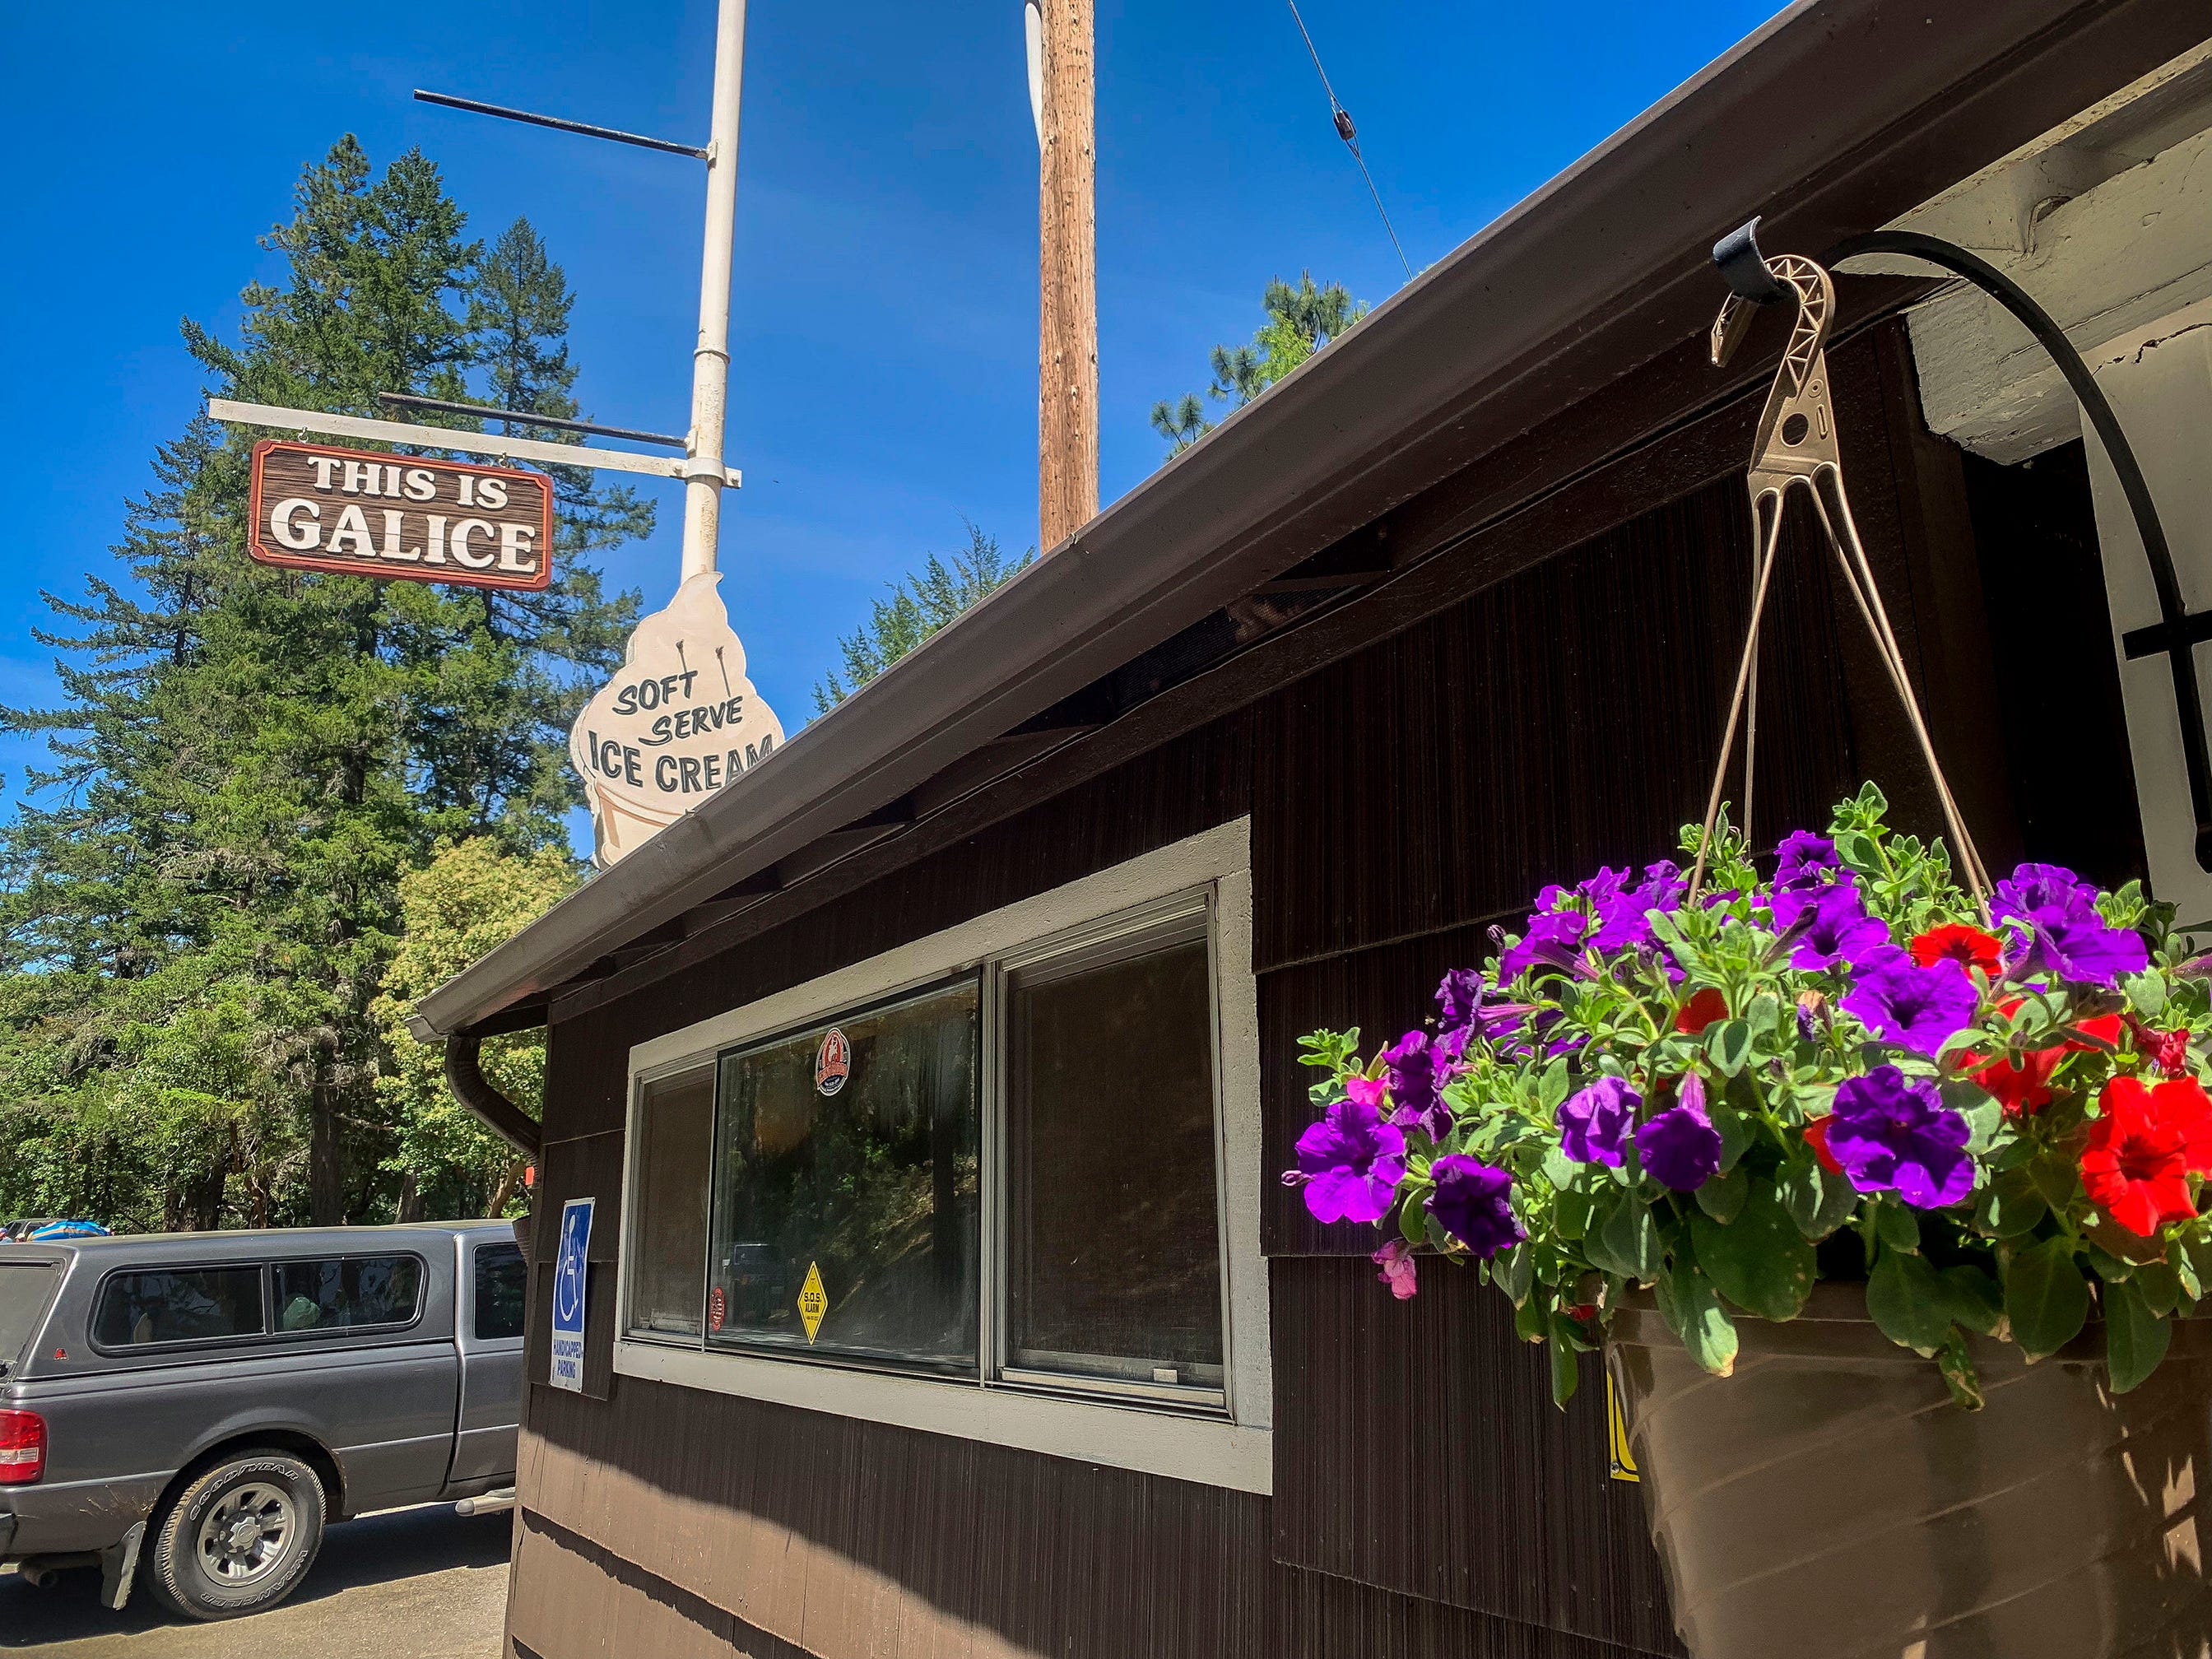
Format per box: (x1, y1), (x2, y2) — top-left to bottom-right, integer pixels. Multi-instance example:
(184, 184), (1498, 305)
(569, 572), (784, 866)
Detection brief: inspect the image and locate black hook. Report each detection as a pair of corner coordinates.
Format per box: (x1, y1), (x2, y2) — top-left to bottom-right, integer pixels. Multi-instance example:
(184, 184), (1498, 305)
(1713, 217), (1788, 305)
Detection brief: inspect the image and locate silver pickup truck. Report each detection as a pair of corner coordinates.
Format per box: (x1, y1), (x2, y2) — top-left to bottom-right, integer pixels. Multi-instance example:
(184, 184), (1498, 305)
(0, 1220), (523, 1620)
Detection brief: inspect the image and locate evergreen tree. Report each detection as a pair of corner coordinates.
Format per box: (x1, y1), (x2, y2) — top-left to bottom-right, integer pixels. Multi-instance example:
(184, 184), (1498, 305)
(812, 523), (1033, 713)
(0, 138), (643, 1231)
(1150, 272), (1368, 456)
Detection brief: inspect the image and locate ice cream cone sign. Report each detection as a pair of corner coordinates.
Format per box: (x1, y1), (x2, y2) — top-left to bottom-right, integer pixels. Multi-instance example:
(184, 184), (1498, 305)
(569, 573), (785, 866)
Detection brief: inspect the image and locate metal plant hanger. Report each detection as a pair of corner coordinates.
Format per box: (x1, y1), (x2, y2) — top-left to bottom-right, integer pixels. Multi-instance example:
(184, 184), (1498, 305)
(1688, 221), (1995, 918)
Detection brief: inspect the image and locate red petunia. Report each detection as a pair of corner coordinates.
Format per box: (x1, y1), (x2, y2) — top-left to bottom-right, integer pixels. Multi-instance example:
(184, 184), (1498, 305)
(2062, 1012), (2125, 1053)
(1975, 1047), (2062, 1118)
(1675, 987), (1728, 1035)
(2127, 1017), (2193, 1079)
(1802, 1113), (1844, 1175)
(2081, 1076), (2212, 1236)
(1911, 923), (2005, 978)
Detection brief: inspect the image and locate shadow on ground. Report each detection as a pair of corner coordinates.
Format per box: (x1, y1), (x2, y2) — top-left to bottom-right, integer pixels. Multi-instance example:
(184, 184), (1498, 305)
(0, 1504), (511, 1652)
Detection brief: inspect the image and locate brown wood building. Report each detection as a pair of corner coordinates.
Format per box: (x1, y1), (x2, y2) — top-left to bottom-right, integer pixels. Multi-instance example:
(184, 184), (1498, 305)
(415, 6), (2212, 1653)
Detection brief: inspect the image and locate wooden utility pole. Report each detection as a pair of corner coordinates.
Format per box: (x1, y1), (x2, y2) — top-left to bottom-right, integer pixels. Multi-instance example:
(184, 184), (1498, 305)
(1037, 0), (1098, 551)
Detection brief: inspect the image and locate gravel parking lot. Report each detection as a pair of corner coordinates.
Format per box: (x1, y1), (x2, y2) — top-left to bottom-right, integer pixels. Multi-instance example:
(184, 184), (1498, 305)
(1, 1504), (511, 1658)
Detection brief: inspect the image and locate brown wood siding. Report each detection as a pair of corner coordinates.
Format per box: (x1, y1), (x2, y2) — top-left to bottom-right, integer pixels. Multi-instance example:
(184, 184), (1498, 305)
(1272, 1257), (1680, 1656)
(513, 319), (2022, 1659)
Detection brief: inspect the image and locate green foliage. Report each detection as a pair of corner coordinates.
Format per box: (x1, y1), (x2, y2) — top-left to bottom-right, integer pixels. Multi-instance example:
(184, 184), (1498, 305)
(369, 839), (574, 1219)
(812, 522), (1033, 713)
(1294, 784), (2212, 1408)
(0, 137), (642, 1233)
(1149, 273), (1368, 456)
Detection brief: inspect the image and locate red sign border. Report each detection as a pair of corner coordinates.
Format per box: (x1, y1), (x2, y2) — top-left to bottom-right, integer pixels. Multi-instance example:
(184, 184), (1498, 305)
(247, 438), (557, 593)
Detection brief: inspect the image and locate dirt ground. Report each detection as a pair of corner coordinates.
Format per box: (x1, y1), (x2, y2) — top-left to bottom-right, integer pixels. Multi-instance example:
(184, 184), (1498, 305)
(0, 1503), (511, 1658)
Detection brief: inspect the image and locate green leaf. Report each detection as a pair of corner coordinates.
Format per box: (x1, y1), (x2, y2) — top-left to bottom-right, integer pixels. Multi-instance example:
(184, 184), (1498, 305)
(2104, 1277), (2172, 1394)
(1399, 1196), (1427, 1247)
(2121, 971), (2168, 1021)
(1494, 1243), (1534, 1306)
(1515, 1290), (1549, 1343)
(1941, 1080), (2005, 1155)
(2028, 1151), (2084, 1213)
(1694, 1166), (1750, 1224)
(1711, 1099), (1754, 1173)
(1745, 993), (1782, 1043)
(1538, 1058), (1570, 1113)
(1873, 1201), (1921, 1252)
(1590, 1194), (1664, 1281)
(1691, 1184), (1816, 1322)
(1540, 1146), (1579, 1192)
(2133, 1258), (2182, 1319)
(1867, 1246), (1954, 1354)
(1775, 1152), (1858, 1240)
(1554, 1186), (1595, 1242)
(1936, 1331), (1986, 1410)
(1656, 1257), (1740, 1378)
(1548, 1327), (1581, 1408)
(1939, 1265), (2005, 1336)
(1973, 1172), (2047, 1239)
(2007, 1238), (2093, 1362)
(1707, 1020), (1754, 1076)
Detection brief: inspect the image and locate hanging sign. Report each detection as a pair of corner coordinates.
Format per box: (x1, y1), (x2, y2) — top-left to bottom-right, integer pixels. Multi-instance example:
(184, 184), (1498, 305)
(569, 572), (785, 865)
(248, 439), (555, 592)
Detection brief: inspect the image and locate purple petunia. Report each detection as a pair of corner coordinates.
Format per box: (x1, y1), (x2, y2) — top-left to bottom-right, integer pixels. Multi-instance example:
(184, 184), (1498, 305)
(1290, 1089), (1407, 1224)
(1380, 1029), (1452, 1141)
(1775, 830), (1849, 892)
(1993, 862), (2148, 989)
(1825, 1064), (1973, 1208)
(1427, 1155), (1523, 1257)
(1558, 1076), (1639, 1167)
(1498, 908), (1592, 983)
(1590, 860), (1689, 954)
(1637, 1072), (1723, 1192)
(1782, 883), (1892, 971)
(1434, 969), (1527, 1061)
(1838, 946), (1979, 1055)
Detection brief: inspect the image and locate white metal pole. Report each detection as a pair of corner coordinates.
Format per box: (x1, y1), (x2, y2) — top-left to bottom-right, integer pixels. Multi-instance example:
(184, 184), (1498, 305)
(681, 0), (747, 583)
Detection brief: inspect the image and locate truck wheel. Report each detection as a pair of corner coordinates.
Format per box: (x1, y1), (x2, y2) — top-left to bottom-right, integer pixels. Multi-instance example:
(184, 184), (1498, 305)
(146, 1451), (326, 1620)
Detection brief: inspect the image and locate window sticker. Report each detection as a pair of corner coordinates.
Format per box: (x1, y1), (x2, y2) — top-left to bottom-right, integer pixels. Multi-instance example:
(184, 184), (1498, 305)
(797, 1262), (828, 1344)
(814, 1028), (851, 1096)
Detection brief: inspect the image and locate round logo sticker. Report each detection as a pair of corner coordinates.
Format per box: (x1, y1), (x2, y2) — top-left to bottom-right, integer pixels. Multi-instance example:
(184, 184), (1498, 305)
(816, 1028), (851, 1096)
(708, 1285), (726, 1334)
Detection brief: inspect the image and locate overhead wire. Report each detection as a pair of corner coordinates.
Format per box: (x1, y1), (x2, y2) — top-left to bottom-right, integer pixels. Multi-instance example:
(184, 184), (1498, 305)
(1284, 0), (1412, 281)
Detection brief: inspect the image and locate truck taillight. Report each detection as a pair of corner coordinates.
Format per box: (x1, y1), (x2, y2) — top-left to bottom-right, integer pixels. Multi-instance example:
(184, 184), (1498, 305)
(0, 1410), (45, 1485)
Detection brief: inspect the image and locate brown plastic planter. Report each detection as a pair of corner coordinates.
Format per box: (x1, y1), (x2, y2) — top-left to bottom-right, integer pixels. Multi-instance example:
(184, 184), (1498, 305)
(1607, 1284), (2212, 1658)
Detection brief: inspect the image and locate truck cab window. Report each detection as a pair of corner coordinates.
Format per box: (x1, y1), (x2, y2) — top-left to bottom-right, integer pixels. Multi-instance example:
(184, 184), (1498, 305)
(95, 1267), (265, 1348)
(475, 1243), (527, 1341)
(272, 1256), (423, 1332)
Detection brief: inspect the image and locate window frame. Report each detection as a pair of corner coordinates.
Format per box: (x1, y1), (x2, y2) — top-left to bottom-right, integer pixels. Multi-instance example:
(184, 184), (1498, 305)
(87, 1262), (272, 1356)
(614, 819), (1270, 1495)
(263, 1252), (430, 1341)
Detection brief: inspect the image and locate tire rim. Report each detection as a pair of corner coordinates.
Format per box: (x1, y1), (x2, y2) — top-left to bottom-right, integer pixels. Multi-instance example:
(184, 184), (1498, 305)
(196, 1481), (297, 1587)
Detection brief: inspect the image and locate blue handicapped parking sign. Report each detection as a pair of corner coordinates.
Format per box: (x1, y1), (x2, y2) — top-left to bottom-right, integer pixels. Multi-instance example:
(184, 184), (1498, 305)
(550, 1197), (594, 1392)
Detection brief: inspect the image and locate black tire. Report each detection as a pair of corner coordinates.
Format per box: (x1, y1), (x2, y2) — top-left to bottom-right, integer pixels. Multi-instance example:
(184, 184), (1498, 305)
(146, 1450), (326, 1621)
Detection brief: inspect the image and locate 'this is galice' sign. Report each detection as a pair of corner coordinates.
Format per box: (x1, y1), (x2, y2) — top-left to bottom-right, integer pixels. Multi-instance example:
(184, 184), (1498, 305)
(249, 439), (555, 592)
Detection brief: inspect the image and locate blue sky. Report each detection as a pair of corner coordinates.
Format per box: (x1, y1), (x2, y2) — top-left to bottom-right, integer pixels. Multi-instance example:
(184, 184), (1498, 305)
(0, 0), (1785, 839)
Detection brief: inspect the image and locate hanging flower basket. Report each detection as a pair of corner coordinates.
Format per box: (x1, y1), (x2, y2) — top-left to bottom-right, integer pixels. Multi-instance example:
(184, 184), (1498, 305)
(1285, 785), (2212, 1655)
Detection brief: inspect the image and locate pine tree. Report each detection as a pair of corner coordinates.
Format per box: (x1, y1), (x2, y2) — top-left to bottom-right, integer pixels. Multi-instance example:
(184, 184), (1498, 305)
(812, 523), (1034, 713)
(1149, 272), (1368, 456)
(0, 139), (643, 1231)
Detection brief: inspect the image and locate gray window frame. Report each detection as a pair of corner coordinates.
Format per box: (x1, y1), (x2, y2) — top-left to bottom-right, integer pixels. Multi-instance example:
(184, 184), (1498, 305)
(620, 888), (1233, 1419)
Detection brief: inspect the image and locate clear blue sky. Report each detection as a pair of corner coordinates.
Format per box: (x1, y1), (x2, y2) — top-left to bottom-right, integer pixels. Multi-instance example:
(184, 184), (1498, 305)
(0, 0), (1785, 836)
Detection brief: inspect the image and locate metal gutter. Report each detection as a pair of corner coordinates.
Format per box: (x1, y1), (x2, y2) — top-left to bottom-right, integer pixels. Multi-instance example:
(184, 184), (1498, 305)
(416, 0), (2211, 1040)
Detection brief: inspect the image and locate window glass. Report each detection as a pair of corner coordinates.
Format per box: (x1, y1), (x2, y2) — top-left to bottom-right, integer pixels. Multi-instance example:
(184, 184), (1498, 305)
(709, 978), (979, 1373)
(272, 1257), (422, 1332)
(626, 1067), (715, 1337)
(474, 1243), (527, 1341)
(95, 1267), (264, 1348)
(0, 1264), (60, 1372)
(1006, 909), (1224, 1392)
